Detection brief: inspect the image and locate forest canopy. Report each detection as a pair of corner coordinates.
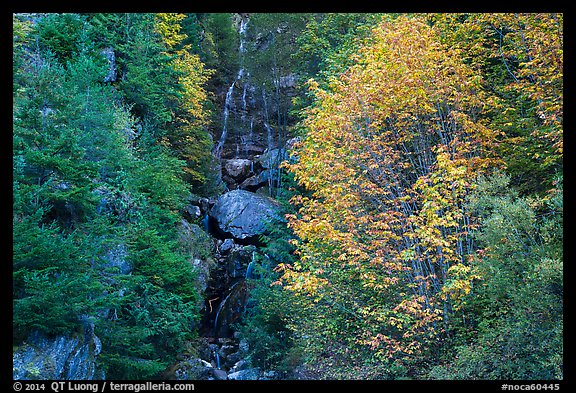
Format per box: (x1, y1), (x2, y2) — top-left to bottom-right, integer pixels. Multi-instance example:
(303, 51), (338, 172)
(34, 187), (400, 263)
(13, 12), (562, 381)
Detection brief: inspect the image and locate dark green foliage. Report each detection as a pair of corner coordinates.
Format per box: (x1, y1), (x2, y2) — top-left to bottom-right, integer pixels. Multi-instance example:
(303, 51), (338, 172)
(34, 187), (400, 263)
(180, 14), (205, 54)
(12, 212), (106, 342)
(115, 15), (178, 128)
(13, 12), (212, 379)
(83, 13), (217, 192)
(236, 173), (301, 374)
(127, 221), (199, 303)
(35, 13), (88, 63)
(196, 13), (239, 85)
(429, 173), (563, 379)
(293, 13), (385, 82)
(238, 276), (297, 373)
(13, 12), (563, 381)
(99, 280), (198, 379)
(291, 13), (385, 113)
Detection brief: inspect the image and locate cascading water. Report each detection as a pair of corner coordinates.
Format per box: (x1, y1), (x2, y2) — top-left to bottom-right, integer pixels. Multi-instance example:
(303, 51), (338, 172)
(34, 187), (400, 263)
(245, 251), (256, 280)
(238, 17), (248, 54)
(214, 82), (235, 158)
(170, 14), (298, 380)
(214, 17), (251, 159)
(212, 280), (246, 338)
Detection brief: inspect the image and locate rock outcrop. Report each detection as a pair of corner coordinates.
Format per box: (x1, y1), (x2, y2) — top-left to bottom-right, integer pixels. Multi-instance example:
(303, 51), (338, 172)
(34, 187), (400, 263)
(13, 325), (104, 380)
(208, 189), (280, 242)
(222, 158), (253, 184)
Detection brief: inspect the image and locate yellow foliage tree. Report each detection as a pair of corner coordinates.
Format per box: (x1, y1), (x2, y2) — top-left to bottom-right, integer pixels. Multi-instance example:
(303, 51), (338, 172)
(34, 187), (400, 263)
(428, 13), (563, 190)
(154, 13), (215, 185)
(282, 15), (499, 364)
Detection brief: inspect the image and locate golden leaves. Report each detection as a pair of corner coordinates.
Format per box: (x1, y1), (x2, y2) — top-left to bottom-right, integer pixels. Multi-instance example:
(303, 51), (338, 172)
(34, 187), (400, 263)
(440, 263), (481, 310)
(282, 14), (505, 359)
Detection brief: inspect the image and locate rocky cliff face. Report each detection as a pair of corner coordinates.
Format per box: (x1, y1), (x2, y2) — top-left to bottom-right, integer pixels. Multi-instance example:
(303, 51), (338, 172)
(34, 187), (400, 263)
(174, 15), (300, 379)
(13, 324), (104, 380)
(175, 187), (283, 379)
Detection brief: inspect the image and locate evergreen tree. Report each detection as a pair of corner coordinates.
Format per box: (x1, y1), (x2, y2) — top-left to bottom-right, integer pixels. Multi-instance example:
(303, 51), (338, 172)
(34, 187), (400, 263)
(13, 13), (214, 379)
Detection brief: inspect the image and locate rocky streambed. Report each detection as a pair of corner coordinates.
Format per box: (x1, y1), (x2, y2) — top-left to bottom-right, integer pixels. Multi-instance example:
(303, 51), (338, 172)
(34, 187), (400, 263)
(170, 335), (279, 380)
(174, 163), (285, 380)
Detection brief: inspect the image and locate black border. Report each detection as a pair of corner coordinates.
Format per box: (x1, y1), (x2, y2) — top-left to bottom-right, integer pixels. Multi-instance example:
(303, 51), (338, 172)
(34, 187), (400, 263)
(6, 2), (572, 391)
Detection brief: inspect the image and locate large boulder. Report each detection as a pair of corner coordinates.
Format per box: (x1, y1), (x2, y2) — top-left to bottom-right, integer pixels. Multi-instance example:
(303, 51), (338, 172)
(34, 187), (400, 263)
(208, 190), (279, 242)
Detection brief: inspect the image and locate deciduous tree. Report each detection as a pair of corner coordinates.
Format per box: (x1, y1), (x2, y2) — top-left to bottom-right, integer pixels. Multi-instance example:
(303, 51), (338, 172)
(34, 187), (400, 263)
(280, 15), (498, 374)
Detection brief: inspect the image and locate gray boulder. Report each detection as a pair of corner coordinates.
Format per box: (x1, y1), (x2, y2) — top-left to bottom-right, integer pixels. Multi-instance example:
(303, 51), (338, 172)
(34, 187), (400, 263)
(209, 190), (279, 242)
(218, 238), (237, 254)
(227, 368), (261, 380)
(212, 368), (228, 380)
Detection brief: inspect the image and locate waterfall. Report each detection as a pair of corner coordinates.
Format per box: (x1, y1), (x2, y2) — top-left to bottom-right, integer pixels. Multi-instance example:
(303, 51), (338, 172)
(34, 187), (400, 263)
(214, 82), (235, 158)
(213, 281), (241, 338)
(238, 17), (248, 53)
(264, 122), (273, 152)
(214, 16), (250, 159)
(201, 214), (210, 233)
(241, 83), (248, 120)
(262, 86), (274, 155)
(245, 251), (256, 279)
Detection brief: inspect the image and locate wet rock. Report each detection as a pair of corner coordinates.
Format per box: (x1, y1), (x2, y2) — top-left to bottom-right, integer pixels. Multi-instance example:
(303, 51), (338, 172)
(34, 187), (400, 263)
(224, 352), (242, 369)
(218, 344), (237, 359)
(223, 159), (253, 182)
(218, 238), (236, 254)
(229, 359), (249, 374)
(238, 170), (270, 191)
(212, 281), (249, 338)
(173, 358), (213, 380)
(226, 245), (257, 278)
(186, 205), (202, 220)
(13, 329), (103, 380)
(256, 148), (287, 170)
(212, 369), (228, 380)
(277, 73), (297, 96)
(227, 368), (261, 380)
(277, 73), (296, 89)
(209, 189), (280, 242)
(262, 370), (280, 380)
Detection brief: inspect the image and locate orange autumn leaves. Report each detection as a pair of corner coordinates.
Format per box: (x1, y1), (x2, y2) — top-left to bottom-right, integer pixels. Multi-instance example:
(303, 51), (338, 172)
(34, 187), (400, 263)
(278, 16), (500, 359)
(429, 13), (563, 166)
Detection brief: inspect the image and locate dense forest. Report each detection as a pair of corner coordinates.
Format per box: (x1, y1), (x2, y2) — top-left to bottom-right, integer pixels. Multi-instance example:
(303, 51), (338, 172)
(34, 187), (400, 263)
(12, 13), (562, 381)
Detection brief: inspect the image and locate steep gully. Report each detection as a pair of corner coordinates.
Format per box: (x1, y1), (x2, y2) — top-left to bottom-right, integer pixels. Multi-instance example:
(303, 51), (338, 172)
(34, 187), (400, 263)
(10, 14), (293, 381)
(182, 16), (295, 380)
